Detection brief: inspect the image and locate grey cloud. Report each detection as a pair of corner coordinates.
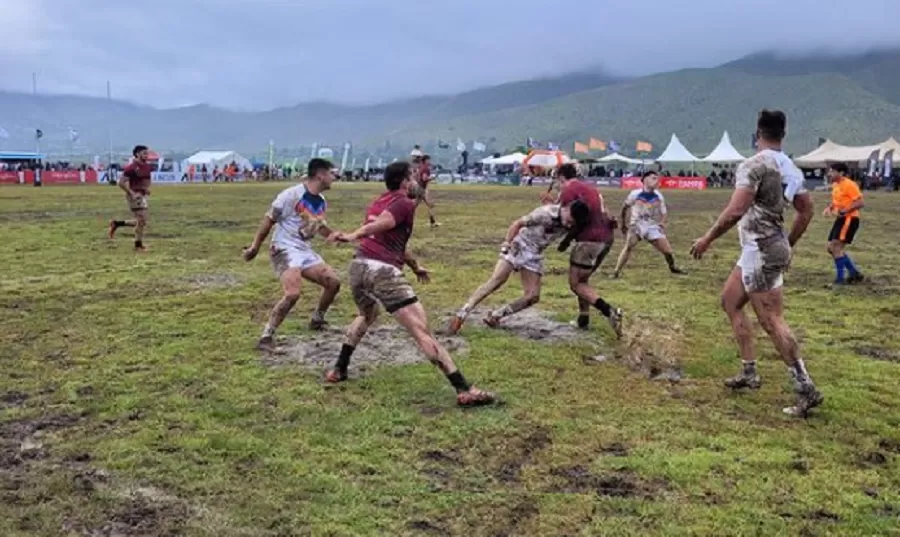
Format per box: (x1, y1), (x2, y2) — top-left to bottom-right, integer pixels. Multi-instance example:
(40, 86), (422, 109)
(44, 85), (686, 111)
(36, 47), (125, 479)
(2, 0), (899, 109)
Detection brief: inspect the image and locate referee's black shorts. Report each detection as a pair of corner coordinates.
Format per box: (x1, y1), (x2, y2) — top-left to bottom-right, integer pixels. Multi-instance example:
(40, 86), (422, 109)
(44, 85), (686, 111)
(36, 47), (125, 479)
(828, 216), (860, 244)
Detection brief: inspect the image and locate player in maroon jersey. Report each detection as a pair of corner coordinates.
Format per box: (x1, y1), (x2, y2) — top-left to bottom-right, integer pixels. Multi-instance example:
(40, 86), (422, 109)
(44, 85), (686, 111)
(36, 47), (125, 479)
(326, 161), (495, 407)
(414, 154), (440, 228)
(108, 145), (153, 252)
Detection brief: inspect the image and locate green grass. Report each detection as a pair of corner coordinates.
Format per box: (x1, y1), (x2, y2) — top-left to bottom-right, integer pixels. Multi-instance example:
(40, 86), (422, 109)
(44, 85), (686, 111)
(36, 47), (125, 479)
(1, 183), (899, 537)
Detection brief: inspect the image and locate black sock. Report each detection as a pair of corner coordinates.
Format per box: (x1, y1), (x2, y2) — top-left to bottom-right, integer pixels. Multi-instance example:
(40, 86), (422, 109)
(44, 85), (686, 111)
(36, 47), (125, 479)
(335, 344), (355, 375)
(593, 298), (612, 318)
(134, 240), (143, 248)
(113, 220), (126, 227)
(664, 253), (676, 270)
(577, 314), (590, 329)
(446, 371), (470, 393)
(429, 215), (436, 225)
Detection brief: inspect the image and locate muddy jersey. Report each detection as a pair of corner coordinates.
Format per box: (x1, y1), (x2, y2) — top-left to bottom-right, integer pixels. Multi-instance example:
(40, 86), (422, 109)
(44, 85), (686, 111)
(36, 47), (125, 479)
(734, 149), (806, 247)
(624, 188), (667, 226)
(512, 204), (567, 253)
(122, 161), (153, 194)
(267, 184), (327, 249)
(356, 191), (416, 269)
(559, 179), (611, 243)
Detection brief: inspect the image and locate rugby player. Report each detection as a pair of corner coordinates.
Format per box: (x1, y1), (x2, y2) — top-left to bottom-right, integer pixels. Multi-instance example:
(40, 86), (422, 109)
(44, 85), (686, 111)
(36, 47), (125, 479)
(690, 109), (822, 417)
(414, 154), (440, 228)
(108, 145), (153, 252)
(612, 171), (685, 278)
(242, 158), (342, 351)
(326, 161), (495, 407)
(448, 200), (590, 334)
(557, 163), (624, 336)
(823, 163), (865, 285)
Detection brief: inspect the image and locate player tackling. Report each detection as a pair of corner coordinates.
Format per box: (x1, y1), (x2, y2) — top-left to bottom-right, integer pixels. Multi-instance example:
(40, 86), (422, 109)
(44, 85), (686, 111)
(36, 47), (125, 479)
(612, 171), (685, 278)
(242, 158), (342, 351)
(326, 161), (495, 407)
(108, 145), (153, 252)
(448, 200), (589, 333)
(690, 109), (821, 417)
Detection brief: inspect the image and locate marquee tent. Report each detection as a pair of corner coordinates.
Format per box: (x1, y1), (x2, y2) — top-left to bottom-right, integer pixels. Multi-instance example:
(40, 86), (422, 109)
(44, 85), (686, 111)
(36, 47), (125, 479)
(702, 132), (746, 162)
(595, 152), (654, 165)
(794, 138), (900, 168)
(183, 151), (252, 170)
(481, 152), (526, 165)
(655, 134), (698, 163)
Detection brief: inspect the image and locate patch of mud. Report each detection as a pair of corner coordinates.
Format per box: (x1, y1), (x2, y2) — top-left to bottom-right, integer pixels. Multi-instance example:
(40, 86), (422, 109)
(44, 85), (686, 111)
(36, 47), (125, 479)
(0, 391), (28, 408)
(854, 346), (900, 363)
(195, 219), (243, 228)
(857, 451), (889, 467)
(548, 466), (665, 498)
(599, 442), (630, 457)
(439, 308), (595, 344)
(182, 272), (243, 290)
(263, 325), (468, 374)
(493, 427), (553, 484)
(620, 314), (684, 382)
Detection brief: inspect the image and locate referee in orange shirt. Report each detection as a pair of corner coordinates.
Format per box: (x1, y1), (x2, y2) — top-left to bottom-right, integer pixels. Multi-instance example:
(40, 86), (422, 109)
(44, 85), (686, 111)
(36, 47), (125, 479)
(824, 163), (865, 285)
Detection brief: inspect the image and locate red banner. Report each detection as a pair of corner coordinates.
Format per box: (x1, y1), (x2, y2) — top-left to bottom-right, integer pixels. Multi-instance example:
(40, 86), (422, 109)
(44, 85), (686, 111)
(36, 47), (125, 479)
(41, 170), (82, 184)
(621, 176), (707, 190)
(0, 171), (21, 184)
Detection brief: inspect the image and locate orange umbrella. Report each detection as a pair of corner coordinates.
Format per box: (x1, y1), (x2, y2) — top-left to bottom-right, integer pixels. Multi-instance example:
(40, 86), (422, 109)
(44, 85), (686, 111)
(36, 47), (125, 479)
(522, 149), (571, 168)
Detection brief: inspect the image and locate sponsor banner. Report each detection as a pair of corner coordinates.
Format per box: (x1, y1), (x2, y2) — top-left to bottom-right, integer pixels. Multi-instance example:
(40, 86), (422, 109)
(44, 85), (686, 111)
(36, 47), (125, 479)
(0, 171), (23, 184)
(41, 170), (84, 184)
(152, 171), (182, 183)
(621, 176), (707, 190)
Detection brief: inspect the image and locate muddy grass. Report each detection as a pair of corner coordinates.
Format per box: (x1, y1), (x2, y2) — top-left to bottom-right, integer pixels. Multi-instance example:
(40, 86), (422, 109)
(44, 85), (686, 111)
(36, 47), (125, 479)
(620, 313), (685, 382)
(261, 324), (469, 374)
(439, 308), (597, 344)
(182, 272), (243, 290)
(548, 465), (666, 498)
(854, 345), (900, 363)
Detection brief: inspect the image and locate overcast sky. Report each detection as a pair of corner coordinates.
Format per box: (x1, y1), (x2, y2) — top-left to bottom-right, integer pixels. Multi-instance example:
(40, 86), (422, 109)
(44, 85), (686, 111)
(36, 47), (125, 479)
(3, 0), (900, 110)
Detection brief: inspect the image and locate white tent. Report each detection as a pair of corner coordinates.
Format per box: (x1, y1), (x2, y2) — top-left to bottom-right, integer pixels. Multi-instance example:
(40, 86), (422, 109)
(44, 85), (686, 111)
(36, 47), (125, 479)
(481, 152), (526, 165)
(595, 152), (654, 165)
(794, 138), (900, 168)
(183, 150), (252, 170)
(656, 134), (698, 163)
(702, 132), (746, 162)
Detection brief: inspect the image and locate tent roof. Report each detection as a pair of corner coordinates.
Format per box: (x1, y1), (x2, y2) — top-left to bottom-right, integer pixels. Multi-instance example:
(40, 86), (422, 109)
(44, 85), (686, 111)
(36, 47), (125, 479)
(656, 134), (698, 162)
(482, 152), (526, 165)
(793, 138), (900, 167)
(595, 152), (653, 165)
(0, 151), (44, 160)
(702, 132), (746, 162)
(186, 151), (239, 163)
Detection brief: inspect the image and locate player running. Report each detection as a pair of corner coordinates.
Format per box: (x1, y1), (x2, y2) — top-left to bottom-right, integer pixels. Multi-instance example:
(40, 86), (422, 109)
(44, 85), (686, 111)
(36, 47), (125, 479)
(448, 200), (590, 334)
(612, 171), (685, 278)
(326, 161), (495, 407)
(242, 158), (342, 351)
(108, 145), (153, 252)
(414, 154), (440, 228)
(690, 109), (821, 417)
(824, 163), (865, 285)
(555, 164), (624, 336)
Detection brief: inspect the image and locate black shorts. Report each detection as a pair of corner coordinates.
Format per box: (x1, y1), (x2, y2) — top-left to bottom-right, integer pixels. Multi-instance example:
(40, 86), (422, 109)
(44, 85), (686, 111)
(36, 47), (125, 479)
(828, 217), (860, 244)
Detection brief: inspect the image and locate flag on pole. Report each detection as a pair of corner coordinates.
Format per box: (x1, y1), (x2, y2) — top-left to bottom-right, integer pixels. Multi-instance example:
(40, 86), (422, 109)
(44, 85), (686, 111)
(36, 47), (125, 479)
(35, 129), (43, 140)
(589, 138), (606, 151)
(527, 137), (540, 149)
(547, 142), (559, 151)
(364, 157), (371, 172)
(882, 150), (894, 179)
(69, 128), (79, 142)
(867, 149), (879, 177)
(608, 140), (620, 152)
(157, 155), (165, 171)
(0, 126), (9, 139)
(473, 141), (486, 152)
(574, 142), (589, 154)
(340, 142), (351, 172)
(456, 138), (466, 152)
(636, 140), (653, 153)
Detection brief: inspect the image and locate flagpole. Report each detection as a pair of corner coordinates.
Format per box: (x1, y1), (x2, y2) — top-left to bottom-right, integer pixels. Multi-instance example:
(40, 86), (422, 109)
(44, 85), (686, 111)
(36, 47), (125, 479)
(106, 81), (113, 172)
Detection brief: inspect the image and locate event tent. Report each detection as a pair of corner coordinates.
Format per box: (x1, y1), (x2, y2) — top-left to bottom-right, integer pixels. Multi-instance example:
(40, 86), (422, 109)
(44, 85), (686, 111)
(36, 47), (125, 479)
(655, 134), (698, 162)
(702, 132), (746, 162)
(793, 138), (900, 168)
(183, 151), (252, 170)
(595, 152), (654, 165)
(481, 152), (526, 165)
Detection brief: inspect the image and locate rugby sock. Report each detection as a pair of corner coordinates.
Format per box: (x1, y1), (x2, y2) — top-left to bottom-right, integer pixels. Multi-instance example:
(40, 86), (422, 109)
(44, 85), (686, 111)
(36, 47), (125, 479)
(261, 323), (276, 338)
(834, 257), (846, 282)
(741, 360), (757, 375)
(593, 298), (613, 318)
(446, 371), (471, 393)
(787, 358), (811, 385)
(577, 314), (590, 329)
(134, 240), (144, 248)
(429, 215), (437, 225)
(334, 344), (355, 375)
(664, 253), (677, 270)
(843, 255), (860, 276)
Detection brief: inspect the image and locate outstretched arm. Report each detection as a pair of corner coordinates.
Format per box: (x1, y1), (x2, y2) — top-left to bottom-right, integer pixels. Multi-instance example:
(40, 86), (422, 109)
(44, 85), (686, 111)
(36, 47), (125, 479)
(344, 211), (397, 241)
(704, 188), (755, 243)
(788, 192), (814, 247)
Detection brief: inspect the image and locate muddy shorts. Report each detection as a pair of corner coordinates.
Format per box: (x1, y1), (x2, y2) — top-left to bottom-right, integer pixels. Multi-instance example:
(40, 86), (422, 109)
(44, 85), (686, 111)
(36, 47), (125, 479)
(413, 183), (429, 203)
(501, 242), (544, 275)
(128, 193), (148, 212)
(737, 235), (791, 293)
(269, 244), (324, 277)
(349, 258), (418, 314)
(631, 222), (665, 242)
(569, 241), (612, 272)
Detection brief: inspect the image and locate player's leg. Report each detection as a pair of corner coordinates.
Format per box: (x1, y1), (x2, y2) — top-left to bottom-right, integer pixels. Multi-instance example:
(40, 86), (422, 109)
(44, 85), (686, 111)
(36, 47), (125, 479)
(835, 218), (863, 283)
(827, 218), (849, 284)
(394, 300), (495, 406)
(568, 242), (623, 338)
(258, 264), (304, 351)
(574, 296), (591, 330)
(300, 261), (342, 330)
(484, 267), (541, 327)
(449, 259), (514, 333)
(109, 193), (141, 239)
(721, 267), (759, 389)
(325, 260), (379, 382)
(649, 232), (685, 274)
(132, 206), (148, 251)
(424, 188), (439, 227)
(612, 230), (640, 278)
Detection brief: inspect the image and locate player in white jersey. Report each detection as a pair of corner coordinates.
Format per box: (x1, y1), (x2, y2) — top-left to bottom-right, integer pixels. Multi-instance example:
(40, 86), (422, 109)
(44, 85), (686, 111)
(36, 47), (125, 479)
(612, 171), (685, 278)
(448, 200), (590, 333)
(242, 158), (342, 351)
(691, 109), (821, 417)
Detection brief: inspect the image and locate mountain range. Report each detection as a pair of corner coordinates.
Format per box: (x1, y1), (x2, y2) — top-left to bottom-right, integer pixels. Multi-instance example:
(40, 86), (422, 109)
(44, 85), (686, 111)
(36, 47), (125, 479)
(1, 50), (899, 161)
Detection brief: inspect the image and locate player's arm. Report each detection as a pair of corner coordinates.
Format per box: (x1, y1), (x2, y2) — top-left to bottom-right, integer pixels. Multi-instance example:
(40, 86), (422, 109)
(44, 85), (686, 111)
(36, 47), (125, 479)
(703, 187), (755, 243)
(659, 194), (668, 227)
(118, 169), (135, 196)
(344, 210), (396, 241)
(788, 192), (814, 247)
(840, 187), (865, 215)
